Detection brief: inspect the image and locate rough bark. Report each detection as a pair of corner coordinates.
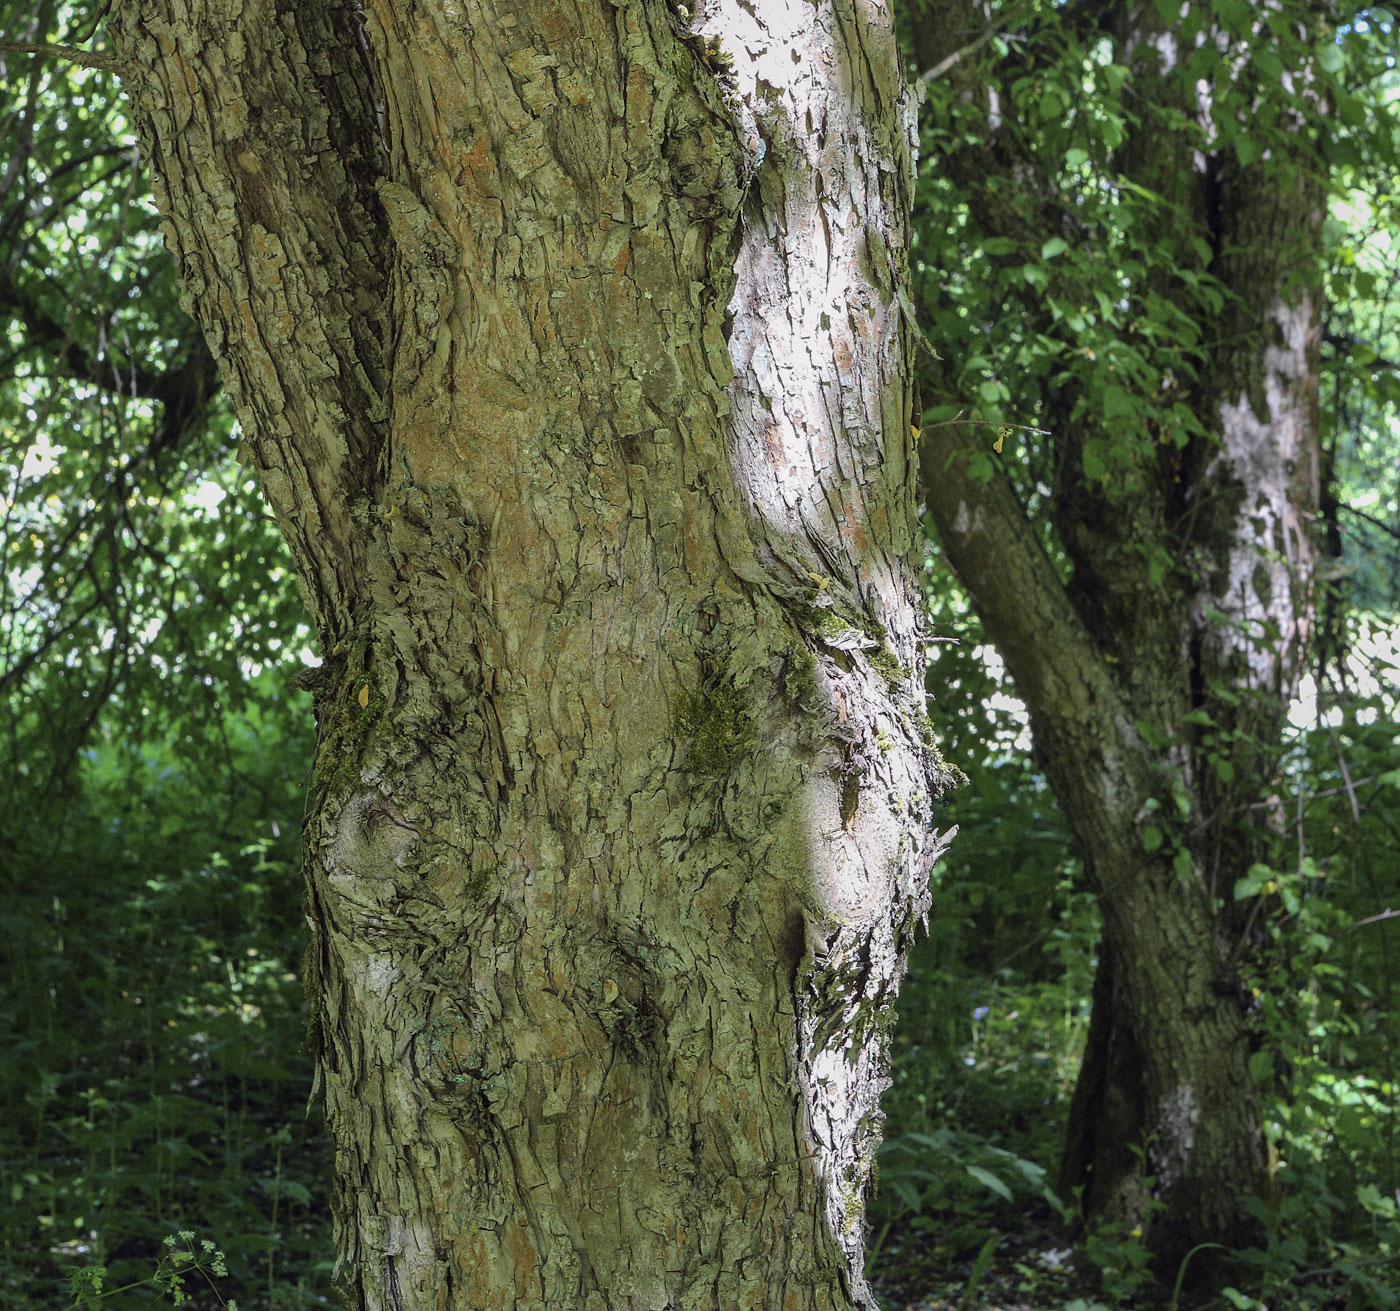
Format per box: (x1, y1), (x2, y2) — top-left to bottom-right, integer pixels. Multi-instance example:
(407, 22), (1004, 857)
(109, 0), (953, 1307)
(908, 0), (1323, 1275)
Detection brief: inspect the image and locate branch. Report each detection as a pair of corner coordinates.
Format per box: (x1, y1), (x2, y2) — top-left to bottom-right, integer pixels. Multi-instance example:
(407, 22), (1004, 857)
(926, 418), (1051, 435)
(917, 0), (1039, 84)
(919, 27), (1000, 84)
(0, 40), (121, 74)
(925, 410), (1053, 451)
(1341, 502), (1400, 545)
(919, 426), (1122, 753)
(0, 263), (208, 404)
(918, 424), (1180, 910)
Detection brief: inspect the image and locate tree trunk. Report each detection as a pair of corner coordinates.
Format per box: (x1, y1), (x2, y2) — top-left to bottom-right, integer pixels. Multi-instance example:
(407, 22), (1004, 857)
(907, 0), (1323, 1276)
(110, 0), (953, 1306)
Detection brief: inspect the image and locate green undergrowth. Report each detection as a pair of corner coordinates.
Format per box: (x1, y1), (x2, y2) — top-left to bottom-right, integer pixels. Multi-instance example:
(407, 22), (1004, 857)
(865, 685), (1400, 1311)
(0, 688), (334, 1310)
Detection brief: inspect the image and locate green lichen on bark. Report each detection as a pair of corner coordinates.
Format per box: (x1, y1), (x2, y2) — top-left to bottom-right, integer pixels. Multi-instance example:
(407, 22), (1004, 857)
(868, 643), (906, 692)
(794, 599), (863, 645)
(795, 599), (908, 691)
(464, 862), (492, 900)
(300, 936), (325, 1065)
(672, 679), (757, 776)
(310, 638), (387, 801)
(904, 708), (968, 794)
(783, 642), (821, 711)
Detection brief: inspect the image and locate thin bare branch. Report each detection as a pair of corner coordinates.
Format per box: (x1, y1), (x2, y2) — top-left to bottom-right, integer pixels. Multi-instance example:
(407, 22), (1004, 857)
(0, 39), (120, 74)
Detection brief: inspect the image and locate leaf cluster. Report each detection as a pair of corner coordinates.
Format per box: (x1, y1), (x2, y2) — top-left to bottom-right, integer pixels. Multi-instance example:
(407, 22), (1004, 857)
(1, 6), (310, 838)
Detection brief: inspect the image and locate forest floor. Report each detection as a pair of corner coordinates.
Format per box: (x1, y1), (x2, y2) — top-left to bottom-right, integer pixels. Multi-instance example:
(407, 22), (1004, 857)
(866, 1203), (1373, 1311)
(870, 1204), (1094, 1311)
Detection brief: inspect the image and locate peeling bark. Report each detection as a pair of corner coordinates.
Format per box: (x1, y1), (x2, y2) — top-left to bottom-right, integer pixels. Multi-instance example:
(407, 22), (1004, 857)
(110, 0), (953, 1306)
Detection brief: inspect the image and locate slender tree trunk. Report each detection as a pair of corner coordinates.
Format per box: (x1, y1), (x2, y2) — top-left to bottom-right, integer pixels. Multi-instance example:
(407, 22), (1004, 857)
(907, 0), (1323, 1275)
(110, 0), (953, 1306)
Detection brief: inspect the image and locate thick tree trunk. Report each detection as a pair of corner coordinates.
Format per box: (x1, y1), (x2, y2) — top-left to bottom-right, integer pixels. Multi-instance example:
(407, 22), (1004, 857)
(907, 0), (1322, 1276)
(111, 0), (952, 1306)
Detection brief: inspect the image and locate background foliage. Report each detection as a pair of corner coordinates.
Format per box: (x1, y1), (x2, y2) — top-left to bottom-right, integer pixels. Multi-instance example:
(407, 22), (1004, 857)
(865, 2), (1400, 1307)
(2, 6), (327, 1305)
(2, 1), (1399, 1309)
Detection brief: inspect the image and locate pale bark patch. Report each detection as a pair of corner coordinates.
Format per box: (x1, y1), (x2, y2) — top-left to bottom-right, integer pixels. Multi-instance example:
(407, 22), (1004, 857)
(1205, 291), (1318, 689)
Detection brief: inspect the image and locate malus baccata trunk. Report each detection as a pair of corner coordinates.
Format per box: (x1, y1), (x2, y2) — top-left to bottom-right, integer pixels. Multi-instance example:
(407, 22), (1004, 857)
(110, 0), (954, 1306)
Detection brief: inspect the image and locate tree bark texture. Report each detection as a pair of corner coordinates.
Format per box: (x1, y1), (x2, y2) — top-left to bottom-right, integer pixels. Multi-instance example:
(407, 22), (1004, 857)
(110, 1), (953, 1307)
(907, 0), (1323, 1272)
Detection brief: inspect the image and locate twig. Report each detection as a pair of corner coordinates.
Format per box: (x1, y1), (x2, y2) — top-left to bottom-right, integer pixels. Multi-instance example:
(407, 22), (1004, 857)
(926, 410), (1052, 437)
(919, 0), (1036, 84)
(1342, 502), (1400, 545)
(1351, 908), (1400, 929)
(66, 0), (115, 47)
(1245, 774), (1385, 808)
(936, 420), (1052, 436)
(0, 40), (120, 74)
(920, 29), (1000, 84)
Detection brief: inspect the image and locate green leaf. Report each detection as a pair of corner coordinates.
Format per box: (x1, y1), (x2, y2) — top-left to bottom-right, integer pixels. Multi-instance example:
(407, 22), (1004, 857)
(1041, 237), (1069, 260)
(1358, 1183), (1399, 1218)
(889, 1177), (922, 1210)
(281, 1179), (313, 1206)
(965, 1165), (1013, 1200)
(1248, 1050), (1273, 1084)
(1102, 385), (1136, 421)
(1082, 440), (1107, 482)
(1117, 178), (1164, 205)
(1234, 135), (1263, 167)
(1214, 0), (1251, 35)
(1065, 147), (1089, 168)
(1142, 826), (1164, 853)
(1234, 864), (1274, 900)
(1334, 91), (1365, 127)
(1317, 42), (1345, 75)
(1173, 849), (1194, 882)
